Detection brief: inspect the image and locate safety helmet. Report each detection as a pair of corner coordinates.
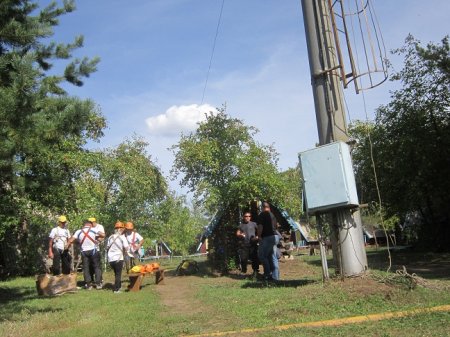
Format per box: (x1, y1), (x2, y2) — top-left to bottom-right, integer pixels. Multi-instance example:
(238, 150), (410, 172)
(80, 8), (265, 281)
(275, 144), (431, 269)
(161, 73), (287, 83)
(115, 221), (124, 229)
(125, 221), (134, 230)
(88, 217), (96, 222)
(58, 215), (67, 223)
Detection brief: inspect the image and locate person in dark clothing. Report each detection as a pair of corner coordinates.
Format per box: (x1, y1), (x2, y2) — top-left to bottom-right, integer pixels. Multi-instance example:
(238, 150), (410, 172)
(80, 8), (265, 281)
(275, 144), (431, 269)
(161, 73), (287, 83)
(257, 202), (280, 280)
(236, 212), (259, 277)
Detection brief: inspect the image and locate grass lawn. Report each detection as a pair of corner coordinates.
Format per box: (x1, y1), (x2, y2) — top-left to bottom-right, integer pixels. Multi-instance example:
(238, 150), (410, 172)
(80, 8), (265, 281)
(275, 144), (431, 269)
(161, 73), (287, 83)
(0, 249), (449, 337)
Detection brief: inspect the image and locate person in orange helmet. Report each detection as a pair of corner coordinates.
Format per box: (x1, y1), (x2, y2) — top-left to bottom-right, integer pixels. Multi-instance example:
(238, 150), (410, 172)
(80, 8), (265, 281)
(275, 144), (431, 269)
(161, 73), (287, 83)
(107, 221), (129, 293)
(124, 221), (144, 272)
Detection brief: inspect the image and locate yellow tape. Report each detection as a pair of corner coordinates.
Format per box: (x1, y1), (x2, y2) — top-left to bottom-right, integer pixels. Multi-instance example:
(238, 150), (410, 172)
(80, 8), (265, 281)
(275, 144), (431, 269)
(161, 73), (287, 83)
(184, 304), (450, 337)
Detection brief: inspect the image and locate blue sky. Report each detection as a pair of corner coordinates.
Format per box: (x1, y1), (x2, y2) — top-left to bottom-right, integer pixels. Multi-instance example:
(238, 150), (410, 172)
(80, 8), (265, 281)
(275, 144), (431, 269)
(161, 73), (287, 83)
(39, 0), (449, 194)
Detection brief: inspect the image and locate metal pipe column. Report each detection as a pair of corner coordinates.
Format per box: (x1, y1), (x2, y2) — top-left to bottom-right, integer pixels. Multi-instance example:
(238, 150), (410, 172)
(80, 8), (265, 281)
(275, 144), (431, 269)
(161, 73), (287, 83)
(300, 0), (367, 276)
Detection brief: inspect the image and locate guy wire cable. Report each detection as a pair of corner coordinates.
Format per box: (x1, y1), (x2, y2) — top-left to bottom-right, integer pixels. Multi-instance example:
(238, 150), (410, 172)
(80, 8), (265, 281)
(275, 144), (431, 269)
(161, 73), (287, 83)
(201, 0), (225, 105)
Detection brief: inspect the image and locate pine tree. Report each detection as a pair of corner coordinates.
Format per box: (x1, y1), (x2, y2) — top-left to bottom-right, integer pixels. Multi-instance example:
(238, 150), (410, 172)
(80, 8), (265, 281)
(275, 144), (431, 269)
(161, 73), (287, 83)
(0, 0), (105, 275)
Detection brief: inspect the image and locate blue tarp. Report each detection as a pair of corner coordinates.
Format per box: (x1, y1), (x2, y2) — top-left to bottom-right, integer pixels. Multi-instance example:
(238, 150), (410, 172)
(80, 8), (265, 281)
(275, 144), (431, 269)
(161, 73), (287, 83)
(279, 209), (311, 243)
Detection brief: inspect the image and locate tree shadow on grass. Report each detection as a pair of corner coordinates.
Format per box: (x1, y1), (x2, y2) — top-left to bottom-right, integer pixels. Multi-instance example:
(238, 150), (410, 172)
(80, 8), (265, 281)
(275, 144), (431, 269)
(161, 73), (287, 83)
(302, 248), (450, 280)
(365, 248), (450, 280)
(0, 286), (64, 322)
(302, 255), (335, 269)
(241, 279), (317, 289)
(0, 286), (38, 304)
(165, 258), (224, 279)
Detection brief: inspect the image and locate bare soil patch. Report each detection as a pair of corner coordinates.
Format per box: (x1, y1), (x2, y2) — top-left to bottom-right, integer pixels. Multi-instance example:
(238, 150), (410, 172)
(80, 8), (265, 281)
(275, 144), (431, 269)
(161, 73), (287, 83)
(155, 274), (205, 315)
(154, 272), (233, 332)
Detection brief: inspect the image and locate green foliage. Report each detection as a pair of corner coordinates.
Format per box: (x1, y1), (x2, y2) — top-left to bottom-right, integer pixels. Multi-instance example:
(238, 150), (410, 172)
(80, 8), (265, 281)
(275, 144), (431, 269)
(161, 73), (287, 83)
(69, 136), (207, 257)
(171, 108), (300, 270)
(0, 0), (105, 275)
(349, 35), (450, 250)
(279, 166), (303, 221)
(415, 36), (450, 79)
(72, 136), (168, 235)
(151, 193), (208, 255)
(0, 1), (207, 276)
(359, 202), (400, 233)
(171, 107), (287, 211)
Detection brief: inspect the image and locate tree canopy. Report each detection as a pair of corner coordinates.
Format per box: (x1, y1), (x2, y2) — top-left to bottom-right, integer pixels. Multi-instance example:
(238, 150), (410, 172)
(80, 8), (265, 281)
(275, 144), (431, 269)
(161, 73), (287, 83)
(0, 0), (104, 230)
(72, 137), (168, 233)
(0, 0), (109, 275)
(171, 108), (291, 212)
(350, 35), (450, 250)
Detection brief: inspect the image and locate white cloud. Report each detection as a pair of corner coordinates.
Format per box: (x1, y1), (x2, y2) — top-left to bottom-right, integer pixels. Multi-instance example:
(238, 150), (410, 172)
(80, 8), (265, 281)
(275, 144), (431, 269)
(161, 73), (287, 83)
(145, 104), (218, 136)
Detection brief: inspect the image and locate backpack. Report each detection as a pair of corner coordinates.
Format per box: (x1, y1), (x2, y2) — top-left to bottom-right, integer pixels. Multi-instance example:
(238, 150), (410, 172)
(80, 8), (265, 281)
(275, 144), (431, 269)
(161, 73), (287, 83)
(176, 259), (199, 276)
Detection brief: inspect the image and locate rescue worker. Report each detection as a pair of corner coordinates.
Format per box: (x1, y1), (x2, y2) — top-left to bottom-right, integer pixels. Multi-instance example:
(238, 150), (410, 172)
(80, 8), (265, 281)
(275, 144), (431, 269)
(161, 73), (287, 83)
(48, 215), (72, 275)
(67, 219), (104, 290)
(124, 221), (144, 272)
(87, 217), (105, 286)
(107, 221), (129, 293)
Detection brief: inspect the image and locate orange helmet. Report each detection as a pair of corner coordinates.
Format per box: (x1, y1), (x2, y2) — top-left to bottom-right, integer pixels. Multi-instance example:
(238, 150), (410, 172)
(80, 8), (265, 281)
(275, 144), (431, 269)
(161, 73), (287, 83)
(125, 221), (134, 230)
(115, 221), (124, 229)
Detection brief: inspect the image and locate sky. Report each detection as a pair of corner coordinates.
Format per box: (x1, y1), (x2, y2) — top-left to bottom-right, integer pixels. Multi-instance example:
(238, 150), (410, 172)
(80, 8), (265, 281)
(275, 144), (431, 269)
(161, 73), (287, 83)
(38, 0), (449, 195)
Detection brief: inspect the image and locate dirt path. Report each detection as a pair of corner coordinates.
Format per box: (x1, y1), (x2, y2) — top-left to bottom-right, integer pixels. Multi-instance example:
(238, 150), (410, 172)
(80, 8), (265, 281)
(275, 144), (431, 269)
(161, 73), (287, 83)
(155, 272), (234, 333)
(155, 274), (205, 315)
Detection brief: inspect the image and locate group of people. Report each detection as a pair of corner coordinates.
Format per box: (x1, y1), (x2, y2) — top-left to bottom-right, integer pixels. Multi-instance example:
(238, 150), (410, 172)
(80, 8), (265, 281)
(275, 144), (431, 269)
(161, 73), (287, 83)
(48, 216), (144, 293)
(48, 202), (280, 291)
(236, 202), (280, 281)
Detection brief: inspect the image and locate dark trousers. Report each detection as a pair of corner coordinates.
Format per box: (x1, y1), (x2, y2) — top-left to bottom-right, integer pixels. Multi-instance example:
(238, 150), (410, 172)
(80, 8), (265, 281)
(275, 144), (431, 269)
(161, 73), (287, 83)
(81, 250), (102, 286)
(109, 260), (124, 291)
(238, 243), (259, 273)
(89, 253), (103, 284)
(52, 247), (71, 275)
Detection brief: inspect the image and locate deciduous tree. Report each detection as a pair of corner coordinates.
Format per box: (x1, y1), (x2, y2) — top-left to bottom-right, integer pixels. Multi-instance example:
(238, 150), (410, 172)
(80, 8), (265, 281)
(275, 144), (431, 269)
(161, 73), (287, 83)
(171, 108), (294, 270)
(171, 108), (286, 211)
(350, 35), (450, 250)
(73, 137), (168, 236)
